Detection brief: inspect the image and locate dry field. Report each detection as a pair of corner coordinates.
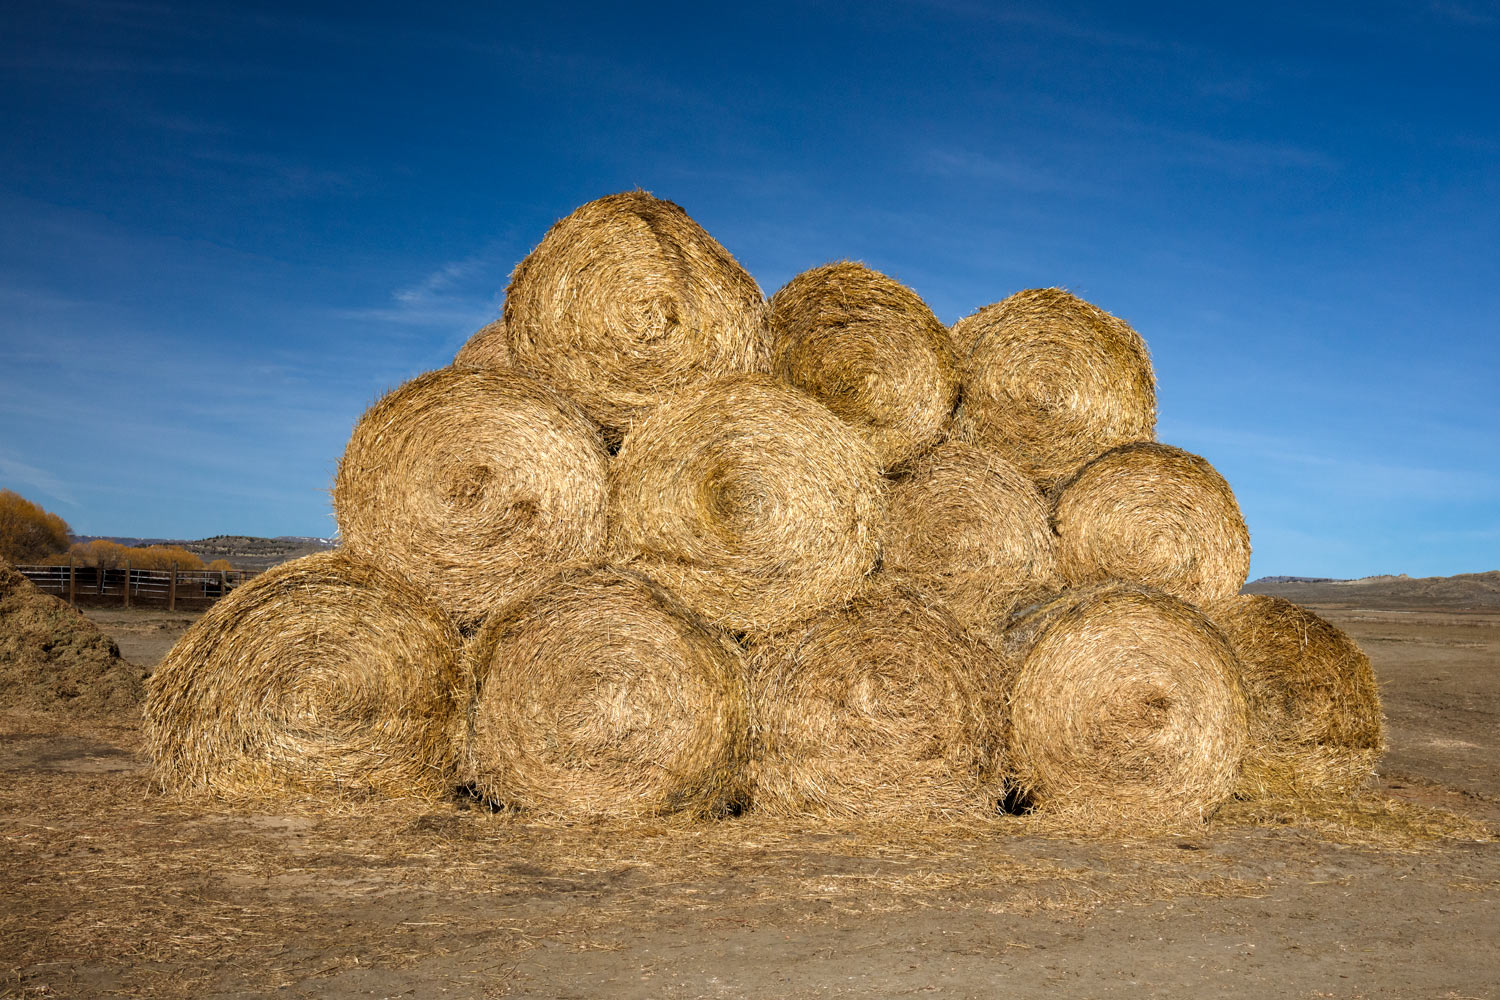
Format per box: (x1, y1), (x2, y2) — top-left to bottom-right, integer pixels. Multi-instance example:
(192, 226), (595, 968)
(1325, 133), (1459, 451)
(2, 595), (1497, 999)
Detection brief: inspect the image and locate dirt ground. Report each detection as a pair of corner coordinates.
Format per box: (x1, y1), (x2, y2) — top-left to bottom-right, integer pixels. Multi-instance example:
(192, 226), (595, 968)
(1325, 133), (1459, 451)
(2, 603), (1498, 999)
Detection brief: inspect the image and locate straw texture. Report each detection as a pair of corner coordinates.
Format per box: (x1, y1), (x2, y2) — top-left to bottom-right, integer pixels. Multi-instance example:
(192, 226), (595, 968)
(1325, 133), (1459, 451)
(453, 318), (510, 369)
(951, 288), (1156, 491)
(879, 441), (1058, 633)
(1207, 594), (1385, 798)
(748, 579), (1003, 818)
(462, 567), (751, 818)
(1052, 442), (1251, 608)
(145, 551), (464, 801)
(608, 373), (886, 637)
(1000, 583), (1250, 827)
(504, 190), (772, 441)
(333, 366), (609, 628)
(768, 261), (958, 469)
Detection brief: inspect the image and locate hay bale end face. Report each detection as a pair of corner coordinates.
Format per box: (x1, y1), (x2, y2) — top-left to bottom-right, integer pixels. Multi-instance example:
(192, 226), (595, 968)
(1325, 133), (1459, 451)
(144, 551), (464, 801)
(1207, 594), (1384, 797)
(333, 366), (609, 629)
(504, 190), (773, 442)
(879, 441), (1058, 633)
(768, 261), (958, 469)
(608, 373), (886, 637)
(749, 579), (1004, 818)
(1052, 441), (1251, 608)
(1001, 583), (1250, 827)
(453, 318), (510, 370)
(462, 567), (751, 818)
(951, 288), (1156, 491)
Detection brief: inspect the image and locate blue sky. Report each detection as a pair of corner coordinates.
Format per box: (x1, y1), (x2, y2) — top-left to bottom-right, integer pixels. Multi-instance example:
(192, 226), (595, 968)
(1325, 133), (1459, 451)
(1, 0), (1496, 578)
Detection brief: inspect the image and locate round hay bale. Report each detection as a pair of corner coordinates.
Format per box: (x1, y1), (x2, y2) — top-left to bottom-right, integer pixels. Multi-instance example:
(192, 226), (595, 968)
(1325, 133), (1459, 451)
(333, 366), (609, 628)
(504, 190), (772, 442)
(1206, 594), (1384, 797)
(453, 318), (510, 369)
(767, 261), (958, 469)
(950, 288), (1156, 491)
(1052, 442), (1251, 608)
(1001, 583), (1250, 827)
(749, 579), (1004, 818)
(879, 441), (1058, 632)
(144, 551), (464, 801)
(462, 567), (751, 818)
(608, 373), (886, 636)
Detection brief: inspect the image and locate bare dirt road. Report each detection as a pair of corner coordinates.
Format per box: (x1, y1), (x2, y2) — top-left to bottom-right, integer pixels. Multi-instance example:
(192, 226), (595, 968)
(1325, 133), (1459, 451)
(2, 600), (1497, 999)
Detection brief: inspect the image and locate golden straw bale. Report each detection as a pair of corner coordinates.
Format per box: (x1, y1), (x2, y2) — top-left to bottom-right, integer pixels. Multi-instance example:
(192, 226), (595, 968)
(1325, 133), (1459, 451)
(950, 288), (1156, 491)
(608, 373), (886, 636)
(879, 441), (1058, 632)
(333, 366), (609, 628)
(453, 318), (510, 369)
(462, 567), (751, 818)
(504, 190), (772, 441)
(1052, 442), (1251, 608)
(1206, 594), (1384, 798)
(144, 551), (464, 801)
(1000, 583), (1250, 827)
(749, 579), (1004, 818)
(768, 261), (958, 469)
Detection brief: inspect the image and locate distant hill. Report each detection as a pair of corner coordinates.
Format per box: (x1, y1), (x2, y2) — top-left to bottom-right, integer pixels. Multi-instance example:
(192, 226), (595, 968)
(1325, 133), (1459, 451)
(1244, 571), (1500, 610)
(71, 535), (337, 571)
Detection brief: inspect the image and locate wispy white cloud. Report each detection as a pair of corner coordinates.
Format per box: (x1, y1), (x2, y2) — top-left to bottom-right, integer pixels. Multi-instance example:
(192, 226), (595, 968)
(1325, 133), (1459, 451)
(0, 448), (79, 507)
(332, 251), (506, 333)
(920, 148), (1095, 194)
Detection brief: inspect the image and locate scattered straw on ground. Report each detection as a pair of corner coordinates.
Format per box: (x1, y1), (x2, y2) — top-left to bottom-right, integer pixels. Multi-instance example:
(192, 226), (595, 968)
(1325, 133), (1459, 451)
(748, 578), (1004, 819)
(333, 366), (609, 628)
(950, 288), (1156, 492)
(1207, 594), (1385, 798)
(767, 261), (958, 470)
(462, 567), (751, 819)
(144, 551), (465, 802)
(608, 373), (886, 637)
(1052, 441), (1251, 607)
(504, 190), (772, 442)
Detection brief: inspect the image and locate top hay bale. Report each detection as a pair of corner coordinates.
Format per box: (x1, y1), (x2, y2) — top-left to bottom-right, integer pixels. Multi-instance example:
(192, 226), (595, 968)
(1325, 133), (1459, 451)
(453, 318), (510, 370)
(878, 441), (1058, 632)
(950, 288), (1156, 491)
(768, 261), (958, 469)
(504, 191), (773, 442)
(145, 551), (464, 802)
(334, 366), (609, 629)
(1052, 442), (1251, 608)
(608, 373), (886, 637)
(1207, 594), (1384, 797)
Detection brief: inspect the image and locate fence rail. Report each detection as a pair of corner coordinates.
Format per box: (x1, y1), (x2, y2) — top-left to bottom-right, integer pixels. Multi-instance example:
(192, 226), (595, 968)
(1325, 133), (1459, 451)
(14, 563), (259, 610)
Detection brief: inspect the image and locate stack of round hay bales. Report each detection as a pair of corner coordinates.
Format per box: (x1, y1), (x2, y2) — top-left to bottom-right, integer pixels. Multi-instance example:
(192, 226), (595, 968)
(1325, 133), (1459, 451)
(142, 190), (1383, 829)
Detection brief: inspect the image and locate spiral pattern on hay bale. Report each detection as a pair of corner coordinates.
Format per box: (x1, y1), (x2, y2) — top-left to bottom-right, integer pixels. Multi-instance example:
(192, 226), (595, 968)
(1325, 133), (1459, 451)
(333, 366), (609, 628)
(879, 441), (1058, 632)
(768, 261), (958, 469)
(749, 579), (1003, 818)
(608, 374), (886, 636)
(144, 551), (464, 801)
(951, 288), (1156, 491)
(453, 318), (510, 369)
(1052, 442), (1251, 608)
(461, 567), (751, 818)
(504, 190), (772, 441)
(1207, 594), (1384, 797)
(1000, 583), (1250, 827)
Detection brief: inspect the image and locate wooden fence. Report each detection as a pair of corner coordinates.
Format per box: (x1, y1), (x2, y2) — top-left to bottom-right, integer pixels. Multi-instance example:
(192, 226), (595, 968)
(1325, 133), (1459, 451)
(15, 563), (258, 611)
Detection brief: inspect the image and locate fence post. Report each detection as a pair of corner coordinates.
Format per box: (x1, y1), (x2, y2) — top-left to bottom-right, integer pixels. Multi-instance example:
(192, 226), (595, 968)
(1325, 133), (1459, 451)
(168, 568), (177, 611)
(220, 569), (226, 599)
(123, 561), (131, 608)
(68, 558), (76, 605)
